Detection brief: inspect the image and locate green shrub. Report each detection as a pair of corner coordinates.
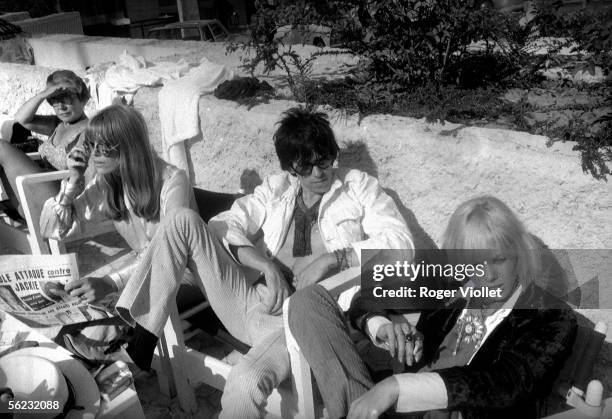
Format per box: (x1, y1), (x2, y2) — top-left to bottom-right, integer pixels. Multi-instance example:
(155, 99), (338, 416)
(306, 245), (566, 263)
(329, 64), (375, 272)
(228, 0), (610, 180)
(534, 0), (612, 77)
(236, 0), (528, 89)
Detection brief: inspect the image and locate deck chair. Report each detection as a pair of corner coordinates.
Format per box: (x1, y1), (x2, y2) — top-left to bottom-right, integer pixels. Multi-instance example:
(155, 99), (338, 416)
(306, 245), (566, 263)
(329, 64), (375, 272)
(4, 169), (114, 255)
(0, 117), (113, 255)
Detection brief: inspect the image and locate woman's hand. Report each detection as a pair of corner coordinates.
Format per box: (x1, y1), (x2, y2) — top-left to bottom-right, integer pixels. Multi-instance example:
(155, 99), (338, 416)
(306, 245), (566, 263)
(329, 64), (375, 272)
(348, 376), (399, 419)
(40, 83), (69, 100)
(377, 321), (423, 366)
(66, 146), (89, 184)
(65, 276), (118, 303)
(295, 253), (336, 290)
(15, 84), (69, 130)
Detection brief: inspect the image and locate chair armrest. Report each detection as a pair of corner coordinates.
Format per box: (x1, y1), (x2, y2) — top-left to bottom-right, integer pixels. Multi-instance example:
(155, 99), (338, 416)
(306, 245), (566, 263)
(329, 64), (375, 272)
(16, 170), (70, 188)
(26, 152), (41, 161)
(318, 266), (361, 295)
(14, 170), (70, 255)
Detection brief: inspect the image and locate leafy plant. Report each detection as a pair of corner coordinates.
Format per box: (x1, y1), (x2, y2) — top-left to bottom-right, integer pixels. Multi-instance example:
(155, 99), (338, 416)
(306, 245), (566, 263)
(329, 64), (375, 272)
(534, 0), (612, 77)
(227, 0), (610, 180)
(546, 112), (612, 181)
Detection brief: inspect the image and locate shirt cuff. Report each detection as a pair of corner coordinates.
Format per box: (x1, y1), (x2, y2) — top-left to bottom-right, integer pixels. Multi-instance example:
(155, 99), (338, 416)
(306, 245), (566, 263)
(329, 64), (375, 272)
(366, 315), (392, 346)
(57, 179), (80, 206)
(394, 372), (448, 412)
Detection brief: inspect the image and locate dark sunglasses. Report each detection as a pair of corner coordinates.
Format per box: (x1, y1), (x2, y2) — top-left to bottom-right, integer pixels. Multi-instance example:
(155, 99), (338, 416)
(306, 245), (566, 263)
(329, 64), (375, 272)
(83, 140), (120, 157)
(47, 94), (77, 108)
(291, 158), (334, 177)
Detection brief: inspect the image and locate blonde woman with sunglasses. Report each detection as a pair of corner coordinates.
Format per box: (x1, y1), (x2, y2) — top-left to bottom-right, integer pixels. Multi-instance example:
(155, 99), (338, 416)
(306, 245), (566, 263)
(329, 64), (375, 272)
(39, 104), (197, 361)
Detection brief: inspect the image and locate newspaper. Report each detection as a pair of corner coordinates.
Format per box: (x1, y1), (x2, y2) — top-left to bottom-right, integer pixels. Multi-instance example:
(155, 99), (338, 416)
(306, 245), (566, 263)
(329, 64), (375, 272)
(0, 254), (112, 327)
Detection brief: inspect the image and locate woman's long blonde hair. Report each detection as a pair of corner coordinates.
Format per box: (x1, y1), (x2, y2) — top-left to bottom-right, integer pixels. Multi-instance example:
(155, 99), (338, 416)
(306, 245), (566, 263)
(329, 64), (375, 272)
(83, 105), (162, 221)
(442, 196), (540, 288)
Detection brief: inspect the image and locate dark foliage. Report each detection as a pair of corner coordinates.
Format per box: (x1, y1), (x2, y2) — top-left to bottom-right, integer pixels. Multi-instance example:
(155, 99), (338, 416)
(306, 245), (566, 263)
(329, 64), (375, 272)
(227, 0), (611, 180)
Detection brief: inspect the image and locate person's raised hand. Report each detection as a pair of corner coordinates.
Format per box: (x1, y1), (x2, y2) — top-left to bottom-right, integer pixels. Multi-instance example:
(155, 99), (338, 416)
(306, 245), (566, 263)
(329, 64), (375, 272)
(261, 262), (291, 314)
(65, 276), (117, 304)
(40, 83), (68, 99)
(347, 376), (399, 419)
(66, 146), (89, 184)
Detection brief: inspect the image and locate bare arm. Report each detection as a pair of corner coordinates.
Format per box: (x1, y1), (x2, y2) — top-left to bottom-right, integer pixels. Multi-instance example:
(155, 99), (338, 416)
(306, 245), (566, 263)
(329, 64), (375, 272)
(14, 85), (64, 136)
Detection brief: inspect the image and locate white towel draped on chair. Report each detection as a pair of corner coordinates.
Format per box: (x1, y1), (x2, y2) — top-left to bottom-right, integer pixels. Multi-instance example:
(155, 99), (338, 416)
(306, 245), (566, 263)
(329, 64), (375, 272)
(158, 58), (234, 176)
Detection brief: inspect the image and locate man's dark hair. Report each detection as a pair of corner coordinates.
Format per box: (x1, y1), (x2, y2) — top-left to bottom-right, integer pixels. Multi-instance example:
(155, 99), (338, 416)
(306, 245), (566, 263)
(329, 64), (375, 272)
(273, 107), (339, 171)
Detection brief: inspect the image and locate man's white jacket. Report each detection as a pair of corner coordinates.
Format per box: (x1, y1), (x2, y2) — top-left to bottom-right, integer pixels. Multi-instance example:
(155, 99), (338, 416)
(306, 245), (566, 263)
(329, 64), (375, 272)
(209, 168), (414, 264)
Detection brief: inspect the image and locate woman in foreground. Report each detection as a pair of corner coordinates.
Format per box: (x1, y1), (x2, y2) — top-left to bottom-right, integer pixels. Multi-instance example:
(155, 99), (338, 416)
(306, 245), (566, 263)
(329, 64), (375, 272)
(289, 195), (577, 419)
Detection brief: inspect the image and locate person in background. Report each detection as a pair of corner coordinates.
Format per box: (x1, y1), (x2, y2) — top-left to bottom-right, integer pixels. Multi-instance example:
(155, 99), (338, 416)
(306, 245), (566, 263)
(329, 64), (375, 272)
(289, 195), (577, 419)
(114, 107), (414, 418)
(0, 70), (90, 218)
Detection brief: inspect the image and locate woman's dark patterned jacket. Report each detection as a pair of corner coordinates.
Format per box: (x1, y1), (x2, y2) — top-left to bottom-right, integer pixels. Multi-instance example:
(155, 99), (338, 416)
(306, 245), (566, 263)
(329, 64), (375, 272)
(351, 284), (577, 419)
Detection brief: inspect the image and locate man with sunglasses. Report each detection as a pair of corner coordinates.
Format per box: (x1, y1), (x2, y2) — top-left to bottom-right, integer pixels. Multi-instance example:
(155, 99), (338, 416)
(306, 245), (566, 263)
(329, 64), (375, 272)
(211, 106), (413, 307)
(203, 106), (414, 418)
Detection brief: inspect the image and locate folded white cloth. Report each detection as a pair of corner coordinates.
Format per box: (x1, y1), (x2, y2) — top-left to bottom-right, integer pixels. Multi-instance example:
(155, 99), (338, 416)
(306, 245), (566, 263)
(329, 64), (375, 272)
(87, 51), (190, 109)
(158, 57), (234, 175)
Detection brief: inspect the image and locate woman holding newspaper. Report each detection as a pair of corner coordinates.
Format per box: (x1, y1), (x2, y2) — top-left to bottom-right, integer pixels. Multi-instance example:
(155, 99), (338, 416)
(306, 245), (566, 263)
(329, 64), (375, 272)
(39, 104), (197, 359)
